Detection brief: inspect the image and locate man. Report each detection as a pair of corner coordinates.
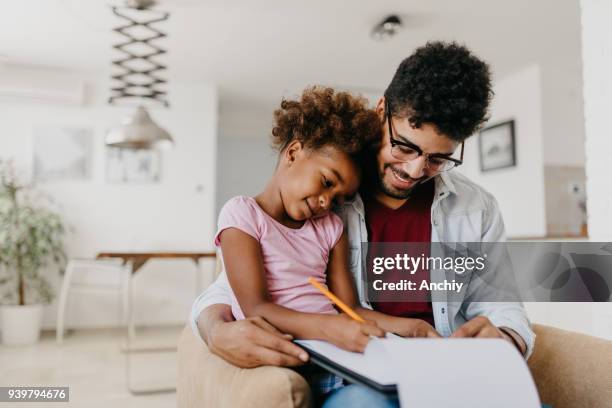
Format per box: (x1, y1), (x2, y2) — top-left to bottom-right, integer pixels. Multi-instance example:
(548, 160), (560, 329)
(190, 41), (534, 406)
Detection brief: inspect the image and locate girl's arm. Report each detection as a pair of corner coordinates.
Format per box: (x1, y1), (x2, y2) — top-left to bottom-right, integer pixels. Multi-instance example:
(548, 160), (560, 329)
(219, 227), (383, 352)
(327, 232), (441, 338)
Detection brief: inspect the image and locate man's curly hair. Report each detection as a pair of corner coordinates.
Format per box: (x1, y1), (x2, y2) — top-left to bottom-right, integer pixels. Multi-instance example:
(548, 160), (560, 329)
(384, 41), (493, 141)
(272, 86), (381, 160)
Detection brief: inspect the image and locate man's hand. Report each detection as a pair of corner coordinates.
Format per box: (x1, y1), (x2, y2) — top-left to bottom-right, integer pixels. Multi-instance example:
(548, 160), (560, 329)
(392, 318), (442, 338)
(450, 316), (526, 354)
(209, 316), (309, 368)
(199, 305), (309, 368)
(356, 308), (441, 339)
(450, 316), (504, 338)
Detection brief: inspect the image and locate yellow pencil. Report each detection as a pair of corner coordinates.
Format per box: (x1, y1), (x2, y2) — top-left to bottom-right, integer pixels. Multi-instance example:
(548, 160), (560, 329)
(307, 277), (366, 323)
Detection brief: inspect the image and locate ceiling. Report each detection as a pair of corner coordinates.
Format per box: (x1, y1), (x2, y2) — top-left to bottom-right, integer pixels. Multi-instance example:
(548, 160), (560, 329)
(0, 0), (582, 138)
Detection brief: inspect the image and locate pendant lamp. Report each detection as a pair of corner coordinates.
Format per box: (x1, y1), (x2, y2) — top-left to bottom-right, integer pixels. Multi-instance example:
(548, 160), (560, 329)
(106, 0), (173, 150)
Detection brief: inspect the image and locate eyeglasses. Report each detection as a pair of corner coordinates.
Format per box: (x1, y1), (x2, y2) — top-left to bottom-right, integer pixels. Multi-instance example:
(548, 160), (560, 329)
(386, 103), (464, 172)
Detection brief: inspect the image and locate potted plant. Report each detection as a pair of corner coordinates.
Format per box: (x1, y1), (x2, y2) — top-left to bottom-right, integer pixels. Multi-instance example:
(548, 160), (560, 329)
(0, 160), (66, 345)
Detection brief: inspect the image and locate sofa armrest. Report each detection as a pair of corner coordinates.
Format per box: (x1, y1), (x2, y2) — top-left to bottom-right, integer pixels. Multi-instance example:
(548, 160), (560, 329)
(177, 325), (312, 408)
(529, 324), (612, 408)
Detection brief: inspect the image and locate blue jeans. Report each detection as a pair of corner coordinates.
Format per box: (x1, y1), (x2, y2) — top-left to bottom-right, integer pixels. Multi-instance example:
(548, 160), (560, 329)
(321, 384), (552, 408)
(321, 384), (399, 408)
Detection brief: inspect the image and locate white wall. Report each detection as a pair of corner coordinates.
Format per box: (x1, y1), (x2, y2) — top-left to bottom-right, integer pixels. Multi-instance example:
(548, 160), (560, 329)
(581, 0), (612, 243)
(579, 0), (612, 339)
(0, 66), (218, 329)
(540, 0), (586, 167)
(459, 65), (547, 238)
(541, 63), (586, 167)
(215, 138), (277, 214)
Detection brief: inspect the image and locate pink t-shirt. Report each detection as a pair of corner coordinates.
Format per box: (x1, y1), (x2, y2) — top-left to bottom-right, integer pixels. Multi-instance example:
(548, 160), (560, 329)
(215, 196), (342, 320)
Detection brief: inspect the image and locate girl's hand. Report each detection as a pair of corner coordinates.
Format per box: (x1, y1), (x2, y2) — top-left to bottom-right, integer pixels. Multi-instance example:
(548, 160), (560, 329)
(320, 314), (385, 353)
(389, 317), (441, 338)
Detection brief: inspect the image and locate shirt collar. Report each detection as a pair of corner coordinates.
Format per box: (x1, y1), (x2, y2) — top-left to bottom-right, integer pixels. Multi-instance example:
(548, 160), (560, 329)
(435, 171), (457, 197)
(343, 193), (365, 218)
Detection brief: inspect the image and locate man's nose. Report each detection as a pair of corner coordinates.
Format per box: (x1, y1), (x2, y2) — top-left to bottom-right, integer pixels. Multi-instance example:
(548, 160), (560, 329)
(402, 156), (427, 179)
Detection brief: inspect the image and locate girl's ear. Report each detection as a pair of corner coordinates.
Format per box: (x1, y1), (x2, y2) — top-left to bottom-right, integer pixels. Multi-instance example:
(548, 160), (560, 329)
(283, 139), (304, 166)
(375, 97), (386, 120)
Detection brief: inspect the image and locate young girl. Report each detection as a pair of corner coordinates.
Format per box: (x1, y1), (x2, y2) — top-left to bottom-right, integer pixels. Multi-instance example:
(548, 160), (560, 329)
(215, 86), (427, 401)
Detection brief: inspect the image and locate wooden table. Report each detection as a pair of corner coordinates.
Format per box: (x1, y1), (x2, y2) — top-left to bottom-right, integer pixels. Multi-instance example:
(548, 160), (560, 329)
(95, 251), (216, 395)
(97, 251), (216, 273)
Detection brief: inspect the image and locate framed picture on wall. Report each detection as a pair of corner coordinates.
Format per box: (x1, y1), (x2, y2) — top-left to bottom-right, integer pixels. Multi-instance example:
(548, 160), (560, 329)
(106, 147), (161, 183)
(33, 126), (93, 182)
(478, 120), (516, 172)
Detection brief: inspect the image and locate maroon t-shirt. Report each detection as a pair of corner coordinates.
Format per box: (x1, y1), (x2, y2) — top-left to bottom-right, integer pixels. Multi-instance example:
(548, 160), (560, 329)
(364, 180), (435, 325)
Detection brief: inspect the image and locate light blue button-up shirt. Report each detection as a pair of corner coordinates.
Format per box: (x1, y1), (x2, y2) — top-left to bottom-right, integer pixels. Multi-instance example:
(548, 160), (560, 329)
(191, 170), (535, 358)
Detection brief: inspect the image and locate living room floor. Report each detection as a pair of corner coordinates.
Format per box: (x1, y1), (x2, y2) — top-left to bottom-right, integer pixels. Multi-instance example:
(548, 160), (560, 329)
(0, 325), (182, 407)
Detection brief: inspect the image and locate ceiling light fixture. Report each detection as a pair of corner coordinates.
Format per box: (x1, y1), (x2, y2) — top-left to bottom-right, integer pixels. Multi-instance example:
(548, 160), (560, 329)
(106, 0), (173, 150)
(371, 15), (403, 41)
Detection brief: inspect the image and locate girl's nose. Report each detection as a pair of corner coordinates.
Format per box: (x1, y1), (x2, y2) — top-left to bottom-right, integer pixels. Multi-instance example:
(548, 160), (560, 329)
(319, 195), (330, 210)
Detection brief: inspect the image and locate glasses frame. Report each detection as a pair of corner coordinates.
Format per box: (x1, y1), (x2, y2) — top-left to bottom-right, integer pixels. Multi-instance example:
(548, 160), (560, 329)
(385, 102), (464, 171)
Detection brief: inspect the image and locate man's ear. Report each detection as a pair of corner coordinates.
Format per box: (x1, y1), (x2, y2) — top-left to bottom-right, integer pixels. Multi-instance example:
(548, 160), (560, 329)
(283, 139), (304, 166)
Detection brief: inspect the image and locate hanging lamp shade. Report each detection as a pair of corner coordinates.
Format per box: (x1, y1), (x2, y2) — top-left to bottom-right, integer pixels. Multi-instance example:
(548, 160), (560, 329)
(105, 106), (173, 150)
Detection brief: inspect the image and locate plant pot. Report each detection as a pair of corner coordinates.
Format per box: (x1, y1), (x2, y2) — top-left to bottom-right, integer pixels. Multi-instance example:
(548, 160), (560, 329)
(0, 304), (44, 346)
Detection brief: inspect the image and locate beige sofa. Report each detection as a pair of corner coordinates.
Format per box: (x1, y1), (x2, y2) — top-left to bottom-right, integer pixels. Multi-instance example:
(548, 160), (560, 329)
(177, 324), (612, 408)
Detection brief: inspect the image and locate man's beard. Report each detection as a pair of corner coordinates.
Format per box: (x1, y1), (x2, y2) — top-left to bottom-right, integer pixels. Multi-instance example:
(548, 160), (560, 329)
(377, 164), (430, 199)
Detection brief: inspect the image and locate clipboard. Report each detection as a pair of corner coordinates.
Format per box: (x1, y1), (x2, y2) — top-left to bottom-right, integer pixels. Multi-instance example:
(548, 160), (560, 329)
(296, 340), (398, 395)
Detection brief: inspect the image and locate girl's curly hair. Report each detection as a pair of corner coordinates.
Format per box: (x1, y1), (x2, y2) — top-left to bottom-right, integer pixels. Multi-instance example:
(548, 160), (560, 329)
(271, 86), (381, 160)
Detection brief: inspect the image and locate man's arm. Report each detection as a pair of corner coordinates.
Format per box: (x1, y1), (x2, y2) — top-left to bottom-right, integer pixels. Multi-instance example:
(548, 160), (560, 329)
(195, 302), (233, 345)
(190, 270), (308, 368)
(452, 193), (534, 358)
